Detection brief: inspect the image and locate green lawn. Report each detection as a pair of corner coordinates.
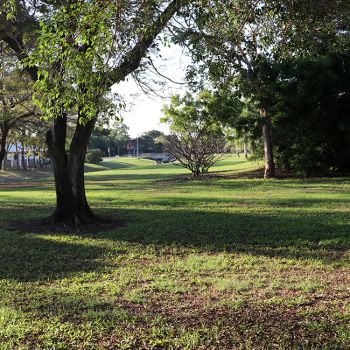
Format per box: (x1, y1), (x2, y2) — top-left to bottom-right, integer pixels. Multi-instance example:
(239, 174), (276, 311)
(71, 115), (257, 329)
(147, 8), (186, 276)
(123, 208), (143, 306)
(0, 157), (349, 349)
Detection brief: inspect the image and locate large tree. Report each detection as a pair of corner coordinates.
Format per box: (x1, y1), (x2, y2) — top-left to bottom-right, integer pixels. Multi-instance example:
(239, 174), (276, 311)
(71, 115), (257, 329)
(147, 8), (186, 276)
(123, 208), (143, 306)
(174, 0), (349, 178)
(1, 0), (189, 225)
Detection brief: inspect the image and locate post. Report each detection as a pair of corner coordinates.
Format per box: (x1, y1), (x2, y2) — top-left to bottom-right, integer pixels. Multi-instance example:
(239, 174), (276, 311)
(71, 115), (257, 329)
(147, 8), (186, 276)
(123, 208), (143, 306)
(136, 137), (139, 158)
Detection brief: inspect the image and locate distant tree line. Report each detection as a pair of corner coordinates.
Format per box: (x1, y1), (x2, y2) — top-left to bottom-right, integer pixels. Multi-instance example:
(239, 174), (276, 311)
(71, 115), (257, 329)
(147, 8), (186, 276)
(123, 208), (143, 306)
(87, 125), (165, 163)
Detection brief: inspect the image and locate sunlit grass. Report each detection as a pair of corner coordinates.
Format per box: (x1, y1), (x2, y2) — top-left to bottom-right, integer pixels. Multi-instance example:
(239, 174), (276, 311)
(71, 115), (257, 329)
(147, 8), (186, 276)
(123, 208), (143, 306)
(0, 156), (349, 349)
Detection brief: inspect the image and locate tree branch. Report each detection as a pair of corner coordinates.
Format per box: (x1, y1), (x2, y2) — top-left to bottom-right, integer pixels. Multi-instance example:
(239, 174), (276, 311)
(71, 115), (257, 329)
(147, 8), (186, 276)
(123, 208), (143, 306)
(109, 0), (189, 86)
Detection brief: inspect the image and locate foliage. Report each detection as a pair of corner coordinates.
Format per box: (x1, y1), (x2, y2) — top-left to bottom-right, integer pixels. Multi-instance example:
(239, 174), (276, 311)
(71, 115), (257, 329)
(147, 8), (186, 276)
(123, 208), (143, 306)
(138, 130), (165, 154)
(271, 52), (350, 175)
(90, 122), (130, 157)
(22, 0), (189, 123)
(0, 44), (40, 168)
(162, 91), (226, 177)
(175, 0), (350, 178)
(85, 148), (103, 164)
(177, 0), (349, 87)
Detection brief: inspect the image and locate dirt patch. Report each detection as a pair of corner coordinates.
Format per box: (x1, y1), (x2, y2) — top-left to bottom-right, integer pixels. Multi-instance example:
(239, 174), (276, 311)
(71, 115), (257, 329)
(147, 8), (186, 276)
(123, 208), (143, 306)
(6, 217), (124, 234)
(104, 295), (348, 349)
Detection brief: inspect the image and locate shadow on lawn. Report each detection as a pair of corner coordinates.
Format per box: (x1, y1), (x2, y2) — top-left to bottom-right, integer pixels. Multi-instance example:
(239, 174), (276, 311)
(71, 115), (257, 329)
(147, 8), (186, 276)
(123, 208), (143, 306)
(85, 172), (186, 182)
(0, 228), (109, 281)
(94, 207), (349, 261)
(0, 200), (348, 281)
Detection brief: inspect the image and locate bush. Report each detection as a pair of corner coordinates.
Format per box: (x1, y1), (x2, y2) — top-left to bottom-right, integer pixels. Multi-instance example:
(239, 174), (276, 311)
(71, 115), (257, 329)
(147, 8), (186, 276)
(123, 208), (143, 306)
(86, 149), (103, 164)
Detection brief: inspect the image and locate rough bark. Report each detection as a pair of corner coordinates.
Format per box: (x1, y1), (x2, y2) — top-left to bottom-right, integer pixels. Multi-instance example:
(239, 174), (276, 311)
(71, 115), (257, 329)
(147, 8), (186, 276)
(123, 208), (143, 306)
(46, 114), (97, 225)
(68, 116), (97, 221)
(260, 108), (275, 178)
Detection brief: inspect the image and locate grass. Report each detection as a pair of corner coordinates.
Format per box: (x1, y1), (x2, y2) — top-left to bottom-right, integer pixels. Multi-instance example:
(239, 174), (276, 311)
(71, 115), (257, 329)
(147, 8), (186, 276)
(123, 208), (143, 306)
(0, 156), (349, 349)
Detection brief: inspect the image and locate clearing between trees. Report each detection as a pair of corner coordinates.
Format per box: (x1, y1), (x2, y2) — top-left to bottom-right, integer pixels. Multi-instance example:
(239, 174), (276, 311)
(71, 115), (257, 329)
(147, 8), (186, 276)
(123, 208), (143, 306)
(0, 156), (349, 349)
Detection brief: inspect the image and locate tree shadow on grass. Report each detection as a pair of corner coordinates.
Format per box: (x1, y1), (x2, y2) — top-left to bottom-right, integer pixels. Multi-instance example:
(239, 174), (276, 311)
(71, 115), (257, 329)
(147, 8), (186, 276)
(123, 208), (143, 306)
(0, 198), (349, 282)
(0, 228), (111, 282)
(82, 206), (350, 265)
(85, 172), (186, 182)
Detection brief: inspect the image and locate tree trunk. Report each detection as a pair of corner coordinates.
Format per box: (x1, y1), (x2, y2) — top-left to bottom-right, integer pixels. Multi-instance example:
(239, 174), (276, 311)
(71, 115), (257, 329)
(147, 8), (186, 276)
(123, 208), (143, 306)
(46, 114), (97, 225)
(0, 125), (9, 170)
(15, 143), (20, 170)
(243, 137), (248, 159)
(33, 148), (37, 168)
(68, 117), (97, 221)
(21, 145), (26, 170)
(260, 108), (275, 178)
(192, 169), (200, 178)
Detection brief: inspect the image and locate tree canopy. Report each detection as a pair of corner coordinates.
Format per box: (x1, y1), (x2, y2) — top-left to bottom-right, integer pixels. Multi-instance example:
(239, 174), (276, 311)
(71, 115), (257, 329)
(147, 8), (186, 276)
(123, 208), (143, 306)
(162, 91), (226, 177)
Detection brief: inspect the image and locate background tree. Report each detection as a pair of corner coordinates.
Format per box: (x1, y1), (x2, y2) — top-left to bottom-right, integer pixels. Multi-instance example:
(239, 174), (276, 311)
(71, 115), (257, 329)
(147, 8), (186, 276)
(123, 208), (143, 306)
(162, 91), (226, 178)
(138, 130), (165, 154)
(89, 121), (130, 157)
(109, 122), (130, 156)
(270, 51), (350, 175)
(0, 43), (38, 169)
(175, 0), (350, 178)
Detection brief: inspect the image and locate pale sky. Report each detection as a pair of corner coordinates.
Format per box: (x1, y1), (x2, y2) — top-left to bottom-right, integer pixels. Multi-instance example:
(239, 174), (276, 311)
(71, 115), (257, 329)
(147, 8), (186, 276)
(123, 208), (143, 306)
(112, 45), (191, 138)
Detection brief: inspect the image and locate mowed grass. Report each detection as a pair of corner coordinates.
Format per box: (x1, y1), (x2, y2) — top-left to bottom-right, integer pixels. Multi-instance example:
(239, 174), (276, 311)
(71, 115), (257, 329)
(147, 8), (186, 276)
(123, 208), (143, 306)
(0, 156), (349, 349)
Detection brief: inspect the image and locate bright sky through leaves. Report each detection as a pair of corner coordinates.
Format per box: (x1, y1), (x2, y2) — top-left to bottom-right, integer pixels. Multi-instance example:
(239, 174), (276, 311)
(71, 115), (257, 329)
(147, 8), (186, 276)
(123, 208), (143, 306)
(114, 44), (190, 137)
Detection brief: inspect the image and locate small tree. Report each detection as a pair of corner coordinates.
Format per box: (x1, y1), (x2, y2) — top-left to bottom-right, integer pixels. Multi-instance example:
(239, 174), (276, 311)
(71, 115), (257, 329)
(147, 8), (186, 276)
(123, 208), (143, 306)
(162, 132), (226, 178)
(109, 122), (130, 156)
(162, 91), (226, 178)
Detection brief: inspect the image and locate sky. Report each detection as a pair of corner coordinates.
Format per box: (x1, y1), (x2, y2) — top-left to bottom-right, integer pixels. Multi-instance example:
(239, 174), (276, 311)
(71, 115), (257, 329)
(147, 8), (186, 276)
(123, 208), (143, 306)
(112, 45), (191, 138)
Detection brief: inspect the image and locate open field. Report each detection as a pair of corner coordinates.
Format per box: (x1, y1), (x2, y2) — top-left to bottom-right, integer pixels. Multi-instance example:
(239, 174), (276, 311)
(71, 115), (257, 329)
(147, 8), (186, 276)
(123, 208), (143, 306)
(0, 157), (349, 349)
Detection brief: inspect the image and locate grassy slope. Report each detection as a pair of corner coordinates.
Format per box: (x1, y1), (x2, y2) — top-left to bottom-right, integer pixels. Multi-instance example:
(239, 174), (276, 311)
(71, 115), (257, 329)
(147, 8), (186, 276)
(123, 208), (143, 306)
(0, 157), (349, 349)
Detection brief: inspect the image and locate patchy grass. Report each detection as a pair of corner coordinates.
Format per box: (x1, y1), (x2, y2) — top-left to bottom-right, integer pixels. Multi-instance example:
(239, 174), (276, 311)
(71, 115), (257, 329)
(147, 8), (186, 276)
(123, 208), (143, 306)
(0, 156), (349, 349)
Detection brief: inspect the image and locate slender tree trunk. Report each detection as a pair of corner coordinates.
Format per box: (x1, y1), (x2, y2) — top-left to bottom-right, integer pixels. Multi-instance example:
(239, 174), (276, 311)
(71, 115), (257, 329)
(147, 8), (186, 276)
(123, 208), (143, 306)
(46, 114), (97, 225)
(243, 137), (248, 159)
(21, 146), (26, 170)
(0, 125), (9, 170)
(15, 143), (20, 170)
(260, 108), (275, 178)
(33, 148), (37, 168)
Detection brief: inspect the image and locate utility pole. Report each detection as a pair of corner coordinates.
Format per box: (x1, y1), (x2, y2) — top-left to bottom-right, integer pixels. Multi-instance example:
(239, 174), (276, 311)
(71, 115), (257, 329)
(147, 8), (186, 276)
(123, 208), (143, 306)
(136, 137), (139, 158)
